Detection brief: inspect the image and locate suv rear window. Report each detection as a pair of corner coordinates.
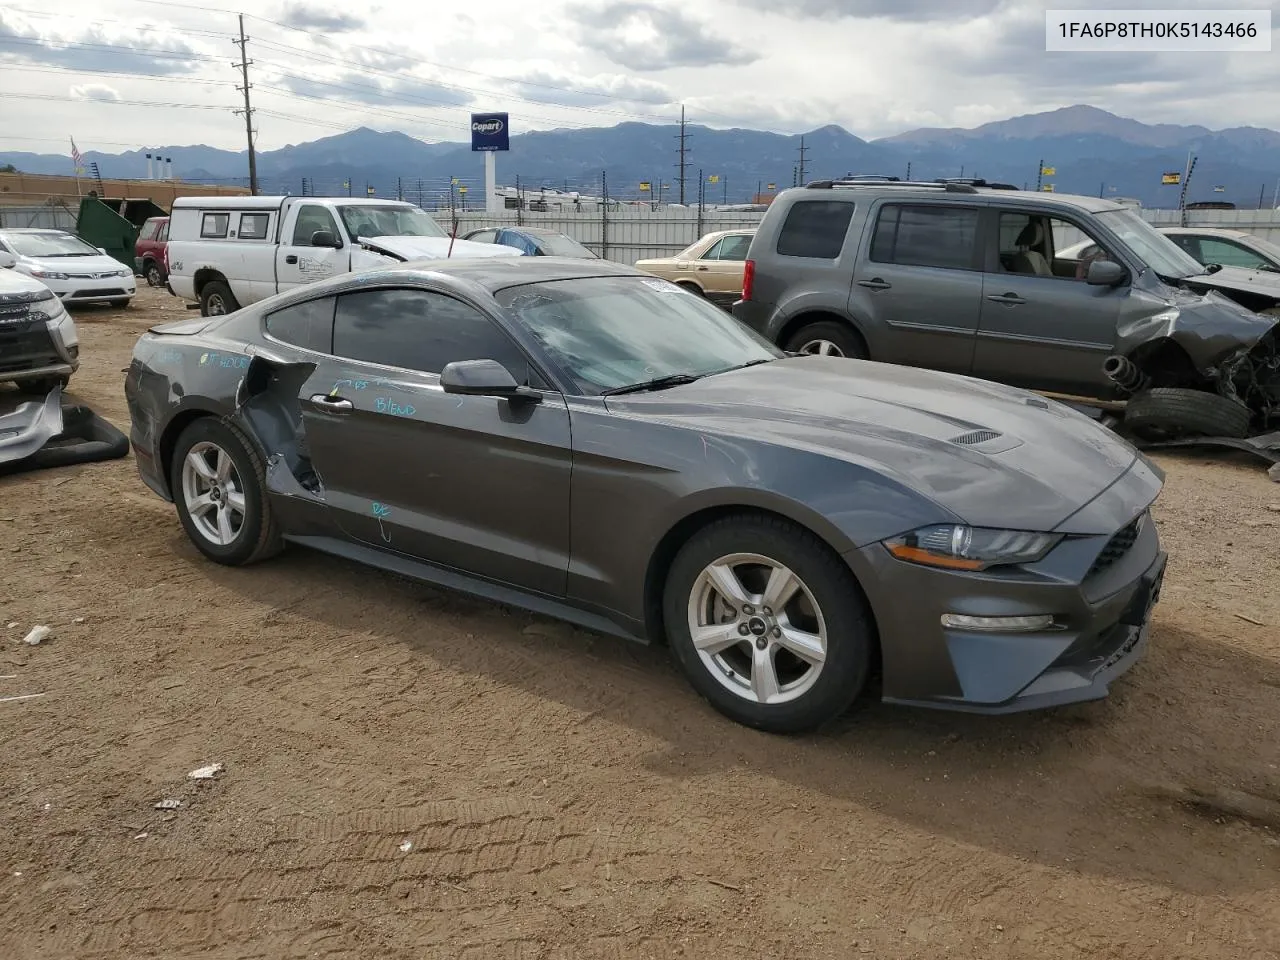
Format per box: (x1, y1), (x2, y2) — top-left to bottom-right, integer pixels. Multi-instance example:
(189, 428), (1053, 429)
(870, 204), (979, 270)
(776, 201), (855, 259)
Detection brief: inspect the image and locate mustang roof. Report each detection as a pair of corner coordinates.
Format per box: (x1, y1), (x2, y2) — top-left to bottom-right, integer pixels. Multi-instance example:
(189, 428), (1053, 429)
(396, 255), (644, 292)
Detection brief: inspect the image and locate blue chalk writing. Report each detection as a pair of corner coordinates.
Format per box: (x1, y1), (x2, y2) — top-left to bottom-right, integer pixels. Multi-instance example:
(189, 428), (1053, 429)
(158, 348), (184, 364)
(330, 378), (369, 394)
(197, 351), (250, 368)
(371, 502), (391, 517)
(374, 396), (415, 417)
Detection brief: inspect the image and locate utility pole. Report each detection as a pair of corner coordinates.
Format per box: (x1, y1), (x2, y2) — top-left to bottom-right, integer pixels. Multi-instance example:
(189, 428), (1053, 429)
(233, 14), (258, 195)
(676, 104), (690, 205)
(797, 136), (808, 186)
(1036, 158), (1043, 193)
(906, 162), (911, 180)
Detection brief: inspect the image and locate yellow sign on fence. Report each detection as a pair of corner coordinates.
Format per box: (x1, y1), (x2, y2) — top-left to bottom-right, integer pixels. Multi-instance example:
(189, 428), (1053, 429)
(639, 181), (651, 192)
(1041, 166), (1056, 176)
(1162, 172), (1181, 185)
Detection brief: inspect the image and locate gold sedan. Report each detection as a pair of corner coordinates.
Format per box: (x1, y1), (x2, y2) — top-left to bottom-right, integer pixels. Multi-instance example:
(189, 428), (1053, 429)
(634, 229), (755, 307)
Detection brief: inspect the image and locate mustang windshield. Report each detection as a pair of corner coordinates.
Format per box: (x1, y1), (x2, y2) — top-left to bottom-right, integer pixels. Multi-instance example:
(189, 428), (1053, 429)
(497, 275), (783, 395)
(337, 205), (449, 240)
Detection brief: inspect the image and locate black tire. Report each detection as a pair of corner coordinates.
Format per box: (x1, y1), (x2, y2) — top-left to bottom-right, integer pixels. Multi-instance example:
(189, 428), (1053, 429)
(783, 319), (868, 359)
(1124, 387), (1252, 440)
(200, 280), (240, 317)
(663, 513), (875, 734)
(676, 281), (705, 297)
(110, 298), (131, 309)
(169, 416), (283, 566)
(18, 376), (69, 395)
(145, 261), (164, 287)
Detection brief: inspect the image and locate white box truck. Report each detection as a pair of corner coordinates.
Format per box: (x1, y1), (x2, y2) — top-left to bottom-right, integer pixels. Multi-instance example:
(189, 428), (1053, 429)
(165, 196), (519, 315)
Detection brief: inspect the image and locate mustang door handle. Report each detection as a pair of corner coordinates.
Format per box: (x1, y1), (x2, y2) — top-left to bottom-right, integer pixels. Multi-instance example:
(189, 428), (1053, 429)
(857, 278), (892, 290)
(285, 255), (299, 264)
(309, 393), (354, 412)
(987, 293), (1026, 305)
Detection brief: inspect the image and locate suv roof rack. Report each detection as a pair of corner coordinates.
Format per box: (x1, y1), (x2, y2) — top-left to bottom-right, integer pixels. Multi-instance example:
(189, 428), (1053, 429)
(805, 177), (983, 194)
(933, 177), (1020, 190)
(804, 176), (1021, 193)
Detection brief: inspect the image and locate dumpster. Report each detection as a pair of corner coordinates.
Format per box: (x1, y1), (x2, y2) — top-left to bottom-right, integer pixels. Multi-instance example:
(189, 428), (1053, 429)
(75, 196), (168, 272)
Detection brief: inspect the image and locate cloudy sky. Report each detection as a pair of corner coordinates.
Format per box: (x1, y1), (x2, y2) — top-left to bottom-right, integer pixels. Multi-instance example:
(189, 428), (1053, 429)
(0, 0), (1276, 157)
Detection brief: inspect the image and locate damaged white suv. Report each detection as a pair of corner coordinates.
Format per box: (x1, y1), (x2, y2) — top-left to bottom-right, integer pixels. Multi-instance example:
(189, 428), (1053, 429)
(0, 266), (79, 393)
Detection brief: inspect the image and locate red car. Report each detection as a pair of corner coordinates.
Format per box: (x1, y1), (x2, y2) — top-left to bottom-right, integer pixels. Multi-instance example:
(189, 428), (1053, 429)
(134, 216), (169, 287)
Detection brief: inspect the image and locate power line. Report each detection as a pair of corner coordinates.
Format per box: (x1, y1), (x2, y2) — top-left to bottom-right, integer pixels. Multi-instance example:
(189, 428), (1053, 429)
(232, 13), (257, 194)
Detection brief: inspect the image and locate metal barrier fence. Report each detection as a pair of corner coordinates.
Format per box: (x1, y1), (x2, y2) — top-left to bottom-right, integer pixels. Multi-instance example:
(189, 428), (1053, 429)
(6, 197), (1280, 264)
(0, 203), (79, 230)
(447, 207), (1280, 264)
(441, 208), (764, 263)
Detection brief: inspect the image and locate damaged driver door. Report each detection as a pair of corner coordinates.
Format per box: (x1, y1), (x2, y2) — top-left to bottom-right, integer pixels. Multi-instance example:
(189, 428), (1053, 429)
(296, 284), (573, 598)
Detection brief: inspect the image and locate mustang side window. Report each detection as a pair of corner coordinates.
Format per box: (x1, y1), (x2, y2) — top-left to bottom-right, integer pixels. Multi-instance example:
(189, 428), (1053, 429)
(332, 287), (540, 385)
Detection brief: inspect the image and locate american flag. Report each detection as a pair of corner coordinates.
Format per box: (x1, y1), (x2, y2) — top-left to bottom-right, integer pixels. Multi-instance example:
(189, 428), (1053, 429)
(70, 137), (84, 174)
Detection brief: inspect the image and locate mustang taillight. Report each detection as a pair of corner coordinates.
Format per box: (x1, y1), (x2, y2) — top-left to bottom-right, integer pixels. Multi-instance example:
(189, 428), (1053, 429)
(742, 258), (755, 301)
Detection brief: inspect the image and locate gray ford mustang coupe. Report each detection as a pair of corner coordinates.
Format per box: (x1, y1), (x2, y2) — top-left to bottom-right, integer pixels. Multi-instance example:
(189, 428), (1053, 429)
(124, 257), (1167, 733)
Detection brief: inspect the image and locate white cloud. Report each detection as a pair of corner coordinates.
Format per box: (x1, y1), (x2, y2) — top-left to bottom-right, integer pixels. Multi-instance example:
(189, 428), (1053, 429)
(70, 82), (120, 101)
(0, 0), (1273, 156)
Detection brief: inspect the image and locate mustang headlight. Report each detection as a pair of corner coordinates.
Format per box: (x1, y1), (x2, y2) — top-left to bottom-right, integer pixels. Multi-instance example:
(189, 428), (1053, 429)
(884, 524), (1062, 571)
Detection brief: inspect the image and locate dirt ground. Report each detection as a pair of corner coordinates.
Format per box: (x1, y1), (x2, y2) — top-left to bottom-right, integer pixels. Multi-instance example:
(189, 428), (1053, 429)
(2, 286), (1279, 960)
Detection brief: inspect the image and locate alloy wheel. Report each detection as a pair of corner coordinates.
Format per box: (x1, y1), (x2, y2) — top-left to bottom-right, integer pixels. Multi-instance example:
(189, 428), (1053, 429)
(799, 339), (844, 357)
(686, 552), (828, 705)
(181, 441), (246, 546)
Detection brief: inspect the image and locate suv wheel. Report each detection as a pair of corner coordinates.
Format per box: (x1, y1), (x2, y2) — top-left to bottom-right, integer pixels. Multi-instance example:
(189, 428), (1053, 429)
(784, 320), (867, 359)
(1123, 387), (1251, 440)
(145, 262), (164, 287)
(663, 513), (874, 734)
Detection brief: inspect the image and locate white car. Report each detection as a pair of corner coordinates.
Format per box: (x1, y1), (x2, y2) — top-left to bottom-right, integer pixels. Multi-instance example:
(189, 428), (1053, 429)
(0, 229), (135, 308)
(0, 267), (79, 392)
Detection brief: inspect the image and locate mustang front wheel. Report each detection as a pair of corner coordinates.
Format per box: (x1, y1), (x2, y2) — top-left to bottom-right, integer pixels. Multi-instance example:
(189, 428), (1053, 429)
(664, 513), (874, 733)
(170, 417), (282, 566)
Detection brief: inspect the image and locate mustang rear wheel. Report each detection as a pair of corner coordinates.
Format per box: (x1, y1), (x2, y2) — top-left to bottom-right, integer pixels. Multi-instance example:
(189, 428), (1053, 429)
(664, 513), (874, 733)
(170, 417), (282, 566)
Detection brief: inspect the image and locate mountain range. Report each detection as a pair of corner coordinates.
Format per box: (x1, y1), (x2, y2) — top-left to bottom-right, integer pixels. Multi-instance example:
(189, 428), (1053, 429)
(4, 105), (1278, 208)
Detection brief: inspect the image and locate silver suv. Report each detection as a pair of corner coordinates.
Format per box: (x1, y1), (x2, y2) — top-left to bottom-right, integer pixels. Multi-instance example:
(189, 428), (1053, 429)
(732, 178), (1280, 438)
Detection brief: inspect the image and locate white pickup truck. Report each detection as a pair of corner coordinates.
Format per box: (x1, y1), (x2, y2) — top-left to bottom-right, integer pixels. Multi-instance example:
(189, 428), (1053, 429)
(166, 195), (519, 315)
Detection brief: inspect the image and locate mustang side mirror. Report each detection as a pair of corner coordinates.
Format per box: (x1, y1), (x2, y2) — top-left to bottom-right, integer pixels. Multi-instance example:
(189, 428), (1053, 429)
(440, 359), (541, 403)
(1086, 259), (1126, 286)
(0, 251), (15, 268)
(310, 230), (342, 248)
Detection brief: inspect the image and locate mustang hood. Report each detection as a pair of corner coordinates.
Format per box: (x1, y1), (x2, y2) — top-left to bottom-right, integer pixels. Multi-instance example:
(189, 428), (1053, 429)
(357, 235), (522, 261)
(609, 357), (1154, 533)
